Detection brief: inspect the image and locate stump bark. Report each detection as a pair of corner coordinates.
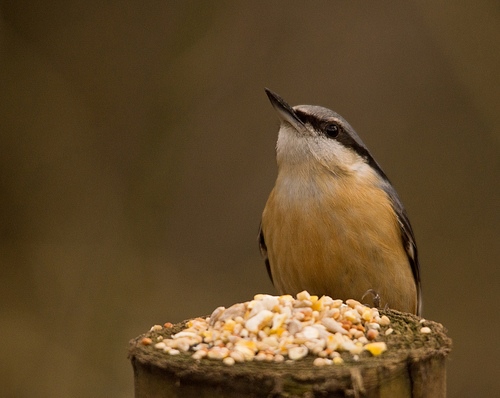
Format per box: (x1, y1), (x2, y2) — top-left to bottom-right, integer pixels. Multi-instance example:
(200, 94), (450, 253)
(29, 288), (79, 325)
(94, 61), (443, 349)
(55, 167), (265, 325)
(129, 309), (451, 397)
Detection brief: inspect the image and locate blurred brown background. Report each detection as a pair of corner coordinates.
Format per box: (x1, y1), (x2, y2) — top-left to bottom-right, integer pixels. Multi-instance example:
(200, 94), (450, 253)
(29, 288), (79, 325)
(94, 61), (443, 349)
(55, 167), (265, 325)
(0, 1), (498, 397)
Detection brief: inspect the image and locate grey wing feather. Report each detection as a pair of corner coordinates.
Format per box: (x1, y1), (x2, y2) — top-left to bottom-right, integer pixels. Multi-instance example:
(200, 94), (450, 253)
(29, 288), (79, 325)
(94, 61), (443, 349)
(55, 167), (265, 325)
(383, 183), (422, 316)
(258, 223), (274, 284)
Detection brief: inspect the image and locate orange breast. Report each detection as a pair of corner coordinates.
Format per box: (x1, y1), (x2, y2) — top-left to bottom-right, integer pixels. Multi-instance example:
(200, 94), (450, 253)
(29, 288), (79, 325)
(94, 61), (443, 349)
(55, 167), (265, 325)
(261, 167), (417, 313)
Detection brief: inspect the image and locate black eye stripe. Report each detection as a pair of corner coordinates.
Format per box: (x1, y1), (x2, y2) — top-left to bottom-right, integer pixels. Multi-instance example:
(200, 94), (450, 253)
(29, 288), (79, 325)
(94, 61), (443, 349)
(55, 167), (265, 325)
(294, 110), (343, 137)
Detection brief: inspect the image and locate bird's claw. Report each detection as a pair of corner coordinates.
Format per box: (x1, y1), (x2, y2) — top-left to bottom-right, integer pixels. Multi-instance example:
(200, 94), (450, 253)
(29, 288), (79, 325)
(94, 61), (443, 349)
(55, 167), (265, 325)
(362, 289), (381, 308)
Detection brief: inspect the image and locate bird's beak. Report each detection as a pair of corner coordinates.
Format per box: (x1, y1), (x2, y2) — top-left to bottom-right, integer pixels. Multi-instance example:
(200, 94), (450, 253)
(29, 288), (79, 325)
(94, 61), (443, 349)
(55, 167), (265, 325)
(265, 88), (305, 131)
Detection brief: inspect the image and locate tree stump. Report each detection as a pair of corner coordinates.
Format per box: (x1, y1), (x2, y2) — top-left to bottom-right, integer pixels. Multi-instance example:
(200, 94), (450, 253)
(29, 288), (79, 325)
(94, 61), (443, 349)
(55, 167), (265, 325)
(129, 309), (451, 397)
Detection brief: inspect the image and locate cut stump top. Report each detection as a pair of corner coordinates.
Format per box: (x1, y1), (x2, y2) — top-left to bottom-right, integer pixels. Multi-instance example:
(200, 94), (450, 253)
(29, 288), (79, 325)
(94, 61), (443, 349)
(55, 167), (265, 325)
(129, 309), (451, 398)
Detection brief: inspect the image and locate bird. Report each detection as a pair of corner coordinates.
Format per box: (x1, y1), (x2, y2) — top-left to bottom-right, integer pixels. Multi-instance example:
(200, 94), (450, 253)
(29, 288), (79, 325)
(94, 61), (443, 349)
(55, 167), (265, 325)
(259, 89), (421, 315)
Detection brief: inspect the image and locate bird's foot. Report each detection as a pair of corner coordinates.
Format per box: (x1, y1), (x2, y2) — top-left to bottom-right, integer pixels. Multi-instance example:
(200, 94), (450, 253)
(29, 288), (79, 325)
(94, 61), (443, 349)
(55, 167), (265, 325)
(362, 289), (381, 309)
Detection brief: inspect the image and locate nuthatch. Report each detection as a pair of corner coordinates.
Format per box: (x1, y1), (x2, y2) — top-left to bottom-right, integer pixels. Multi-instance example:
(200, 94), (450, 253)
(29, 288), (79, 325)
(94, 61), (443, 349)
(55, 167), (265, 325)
(259, 89), (421, 315)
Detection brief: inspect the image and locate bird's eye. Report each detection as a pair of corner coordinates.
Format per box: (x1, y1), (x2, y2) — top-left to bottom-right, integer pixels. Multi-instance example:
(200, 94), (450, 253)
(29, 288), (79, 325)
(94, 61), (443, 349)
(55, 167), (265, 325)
(325, 123), (339, 138)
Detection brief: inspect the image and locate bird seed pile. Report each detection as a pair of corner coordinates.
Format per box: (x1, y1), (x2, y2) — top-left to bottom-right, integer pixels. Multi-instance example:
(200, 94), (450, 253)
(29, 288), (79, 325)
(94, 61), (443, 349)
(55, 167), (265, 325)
(146, 291), (393, 367)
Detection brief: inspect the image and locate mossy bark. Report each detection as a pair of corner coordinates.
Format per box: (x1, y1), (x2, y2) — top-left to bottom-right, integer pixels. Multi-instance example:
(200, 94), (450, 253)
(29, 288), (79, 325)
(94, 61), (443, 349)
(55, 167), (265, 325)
(129, 309), (451, 397)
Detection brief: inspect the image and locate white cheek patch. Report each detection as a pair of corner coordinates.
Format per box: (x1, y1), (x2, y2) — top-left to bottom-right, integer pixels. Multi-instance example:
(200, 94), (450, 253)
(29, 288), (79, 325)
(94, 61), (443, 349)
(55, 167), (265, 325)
(276, 124), (369, 177)
(308, 135), (366, 172)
